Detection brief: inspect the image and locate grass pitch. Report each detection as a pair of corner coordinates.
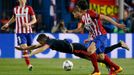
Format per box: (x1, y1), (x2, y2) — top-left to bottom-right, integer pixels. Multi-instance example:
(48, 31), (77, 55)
(0, 58), (134, 75)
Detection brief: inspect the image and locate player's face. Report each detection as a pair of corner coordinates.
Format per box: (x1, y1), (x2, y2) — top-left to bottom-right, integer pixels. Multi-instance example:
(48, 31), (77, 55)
(72, 6), (82, 19)
(18, 0), (27, 5)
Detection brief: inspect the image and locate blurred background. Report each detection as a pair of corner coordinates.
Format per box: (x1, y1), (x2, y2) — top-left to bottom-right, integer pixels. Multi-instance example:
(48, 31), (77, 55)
(0, 1), (134, 74)
(0, 0), (134, 59)
(0, 0), (134, 33)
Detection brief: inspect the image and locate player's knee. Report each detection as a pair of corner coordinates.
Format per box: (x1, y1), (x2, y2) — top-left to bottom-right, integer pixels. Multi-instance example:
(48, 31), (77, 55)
(87, 46), (96, 54)
(98, 53), (105, 60)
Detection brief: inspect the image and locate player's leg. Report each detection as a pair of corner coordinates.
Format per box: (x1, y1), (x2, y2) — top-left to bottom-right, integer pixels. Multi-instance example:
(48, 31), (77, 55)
(103, 54), (123, 74)
(94, 35), (120, 75)
(72, 43), (117, 74)
(17, 34), (32, 71)
(72, 43), (100, 75)
(20, 44), (32, 71)
(26, 33), (34, 71)
(26, 34), (34, 52)
(87, 42), (100, 75)
(104, 40), (129, 54)
(88, 35), (109, 75)
(95, 36), (122, 74)
(72, 43), (89, 59)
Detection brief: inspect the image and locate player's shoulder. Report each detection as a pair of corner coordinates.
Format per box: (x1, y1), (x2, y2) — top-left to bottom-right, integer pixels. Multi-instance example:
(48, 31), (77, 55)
(25, 5), (33, 9)
(88, 10), (99, 18)
(88, 10), (96, 14)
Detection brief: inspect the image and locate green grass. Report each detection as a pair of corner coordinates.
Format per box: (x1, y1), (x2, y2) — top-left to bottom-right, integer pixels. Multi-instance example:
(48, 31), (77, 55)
(0, 58), (134, 75)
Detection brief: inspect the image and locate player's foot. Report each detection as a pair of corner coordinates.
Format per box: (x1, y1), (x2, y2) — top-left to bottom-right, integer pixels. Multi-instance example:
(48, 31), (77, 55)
(109, 67), (116, 75)
(120, 41), (129, 51)
(90, 71), (101, 75)
(114, 66), (123, 74)
(28, 64), (33, 71)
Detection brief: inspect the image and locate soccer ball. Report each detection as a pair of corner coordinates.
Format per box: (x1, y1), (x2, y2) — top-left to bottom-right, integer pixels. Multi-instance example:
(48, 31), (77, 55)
(62, 60), (73, 71)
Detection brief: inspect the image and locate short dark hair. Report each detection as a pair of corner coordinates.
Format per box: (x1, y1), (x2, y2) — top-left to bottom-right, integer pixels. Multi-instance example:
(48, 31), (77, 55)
(76, 0), (88, 10)
(37, 34), (49, 42)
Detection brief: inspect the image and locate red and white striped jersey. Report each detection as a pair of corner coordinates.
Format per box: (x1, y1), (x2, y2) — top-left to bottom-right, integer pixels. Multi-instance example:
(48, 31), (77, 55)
(13, 6), (35, 33)
(81, 10), (107, 39)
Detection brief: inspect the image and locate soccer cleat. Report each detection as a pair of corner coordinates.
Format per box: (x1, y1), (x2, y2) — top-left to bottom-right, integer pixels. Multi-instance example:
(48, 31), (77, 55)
(120, 41), (129, 51)
(109, 67), (116, 75)
(114, 66), (123, 74)
(28, 64), (33, 71)
(90, 72), (101, 75)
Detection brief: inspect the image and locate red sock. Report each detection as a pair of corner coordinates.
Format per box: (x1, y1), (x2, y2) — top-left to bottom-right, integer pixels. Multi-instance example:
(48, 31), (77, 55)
(23, 50), (30, 66)
(104, 54), (119, 70)
(89, 53), (99, 72)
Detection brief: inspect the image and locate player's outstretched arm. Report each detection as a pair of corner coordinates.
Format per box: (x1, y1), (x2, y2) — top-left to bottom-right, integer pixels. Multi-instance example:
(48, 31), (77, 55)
(1, 15), (15, 30)
(15, 44), (43, 51)
(100, 15), (126, 30)
(23, 15), (37, 27)
(66, 22), (84, 33)
(28, 44), (50, 57)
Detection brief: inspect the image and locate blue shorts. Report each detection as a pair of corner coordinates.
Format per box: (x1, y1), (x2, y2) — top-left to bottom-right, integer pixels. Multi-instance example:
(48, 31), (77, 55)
(17, 33), (33, 46)
(87, 35), (107, 54)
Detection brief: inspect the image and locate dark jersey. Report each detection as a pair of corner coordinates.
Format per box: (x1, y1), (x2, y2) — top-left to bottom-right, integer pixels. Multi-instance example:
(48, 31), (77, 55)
(45, 38), (89, 59)
(72, 43), (87, 51)
(72, 43), (88, 59)
(45, 39), (73, 54)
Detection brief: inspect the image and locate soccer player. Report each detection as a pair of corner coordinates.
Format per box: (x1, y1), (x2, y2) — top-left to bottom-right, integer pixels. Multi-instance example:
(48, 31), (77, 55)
(1, 0), (37, 71)
(15, 34), (129, 73)
(66, 0), (127, 75)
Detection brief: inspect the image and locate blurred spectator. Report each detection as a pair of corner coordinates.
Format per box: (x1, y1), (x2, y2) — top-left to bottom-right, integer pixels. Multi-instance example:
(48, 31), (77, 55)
(50, 0), (57, 32)
(32, 0), (43, 10)
(122, 9), (132, 32)
(130, 12), (134, 33)
(69, 0), (77, 12)
(1, 0), (133, 33)
(32, 14), (46, 33)
(125, 0), (134, 10)
(0, 11), (14, 33)
(51, 20), (67, 33)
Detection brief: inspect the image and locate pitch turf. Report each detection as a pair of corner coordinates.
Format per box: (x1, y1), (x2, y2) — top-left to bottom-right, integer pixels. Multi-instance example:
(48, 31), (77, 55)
(0, 58), (134, 75)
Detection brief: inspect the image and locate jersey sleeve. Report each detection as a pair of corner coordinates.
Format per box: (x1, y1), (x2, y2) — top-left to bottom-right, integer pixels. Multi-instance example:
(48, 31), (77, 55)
(28, 6), (35, 16)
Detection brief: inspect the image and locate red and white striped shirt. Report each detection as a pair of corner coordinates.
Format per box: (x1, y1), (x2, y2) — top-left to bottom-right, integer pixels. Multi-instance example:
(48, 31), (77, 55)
(81, 10), (107, 39)
(14, 6), (35, 33)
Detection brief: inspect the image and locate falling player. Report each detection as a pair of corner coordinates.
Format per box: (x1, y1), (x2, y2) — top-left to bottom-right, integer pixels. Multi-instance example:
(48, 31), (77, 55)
(1, 0), (37, 71)
(66, 0), (127, 75)
(15, 34), (129, 74)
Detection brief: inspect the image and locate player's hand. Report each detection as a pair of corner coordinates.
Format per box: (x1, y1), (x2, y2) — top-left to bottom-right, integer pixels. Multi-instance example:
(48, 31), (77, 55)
(116, 24), (126, 29)
(84, 39), (90, 44)
(1, 23), (9, 31)
(15, 46), (26, 50)
(23, 23), (30, 27)
(66, 30), (73, 33)
(117, 23), (128, 32)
